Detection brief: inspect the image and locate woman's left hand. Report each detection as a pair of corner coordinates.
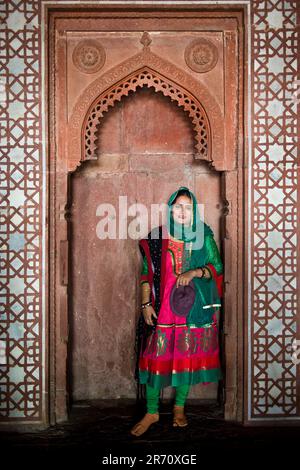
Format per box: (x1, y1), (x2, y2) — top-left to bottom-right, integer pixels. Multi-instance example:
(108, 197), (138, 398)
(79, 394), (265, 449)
(176, 270), (195, 287)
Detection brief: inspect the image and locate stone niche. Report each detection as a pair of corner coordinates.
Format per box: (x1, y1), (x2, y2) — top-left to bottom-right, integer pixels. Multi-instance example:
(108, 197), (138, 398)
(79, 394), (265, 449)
(48, 6), (246, 424)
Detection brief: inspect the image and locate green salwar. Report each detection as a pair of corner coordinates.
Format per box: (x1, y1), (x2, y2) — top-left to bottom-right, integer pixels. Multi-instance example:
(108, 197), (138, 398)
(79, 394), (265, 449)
(146, 383), (190, 414)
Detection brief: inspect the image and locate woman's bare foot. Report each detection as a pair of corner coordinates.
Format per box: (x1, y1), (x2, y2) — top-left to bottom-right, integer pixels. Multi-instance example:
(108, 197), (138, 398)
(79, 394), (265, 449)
(173, 405), (188, 427)
(130, 412), (159, 436)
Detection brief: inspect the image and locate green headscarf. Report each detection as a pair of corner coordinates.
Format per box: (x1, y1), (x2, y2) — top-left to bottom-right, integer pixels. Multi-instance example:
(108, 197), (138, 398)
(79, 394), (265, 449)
(166, 186), (221, 326)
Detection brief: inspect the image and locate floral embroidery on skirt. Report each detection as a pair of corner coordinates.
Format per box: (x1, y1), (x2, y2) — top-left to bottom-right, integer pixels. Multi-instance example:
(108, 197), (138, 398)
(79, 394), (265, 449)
(138, 238), (223, 388)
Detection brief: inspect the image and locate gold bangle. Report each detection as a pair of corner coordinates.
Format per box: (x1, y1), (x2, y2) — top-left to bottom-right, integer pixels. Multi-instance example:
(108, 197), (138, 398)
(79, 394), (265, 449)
(202, 266), (212, 279)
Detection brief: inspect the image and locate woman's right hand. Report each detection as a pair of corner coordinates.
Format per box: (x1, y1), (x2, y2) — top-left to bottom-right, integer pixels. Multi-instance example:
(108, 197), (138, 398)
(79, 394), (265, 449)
(143, 305), (158, 326)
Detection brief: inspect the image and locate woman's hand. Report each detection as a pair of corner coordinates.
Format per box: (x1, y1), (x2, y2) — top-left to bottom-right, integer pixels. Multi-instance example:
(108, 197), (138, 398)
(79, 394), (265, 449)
(143, 305), (158, 326)
(176, 269), (196, 288)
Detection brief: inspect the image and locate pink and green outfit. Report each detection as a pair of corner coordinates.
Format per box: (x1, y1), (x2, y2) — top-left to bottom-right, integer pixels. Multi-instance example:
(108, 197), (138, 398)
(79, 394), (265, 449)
(134, 187), (224, 413)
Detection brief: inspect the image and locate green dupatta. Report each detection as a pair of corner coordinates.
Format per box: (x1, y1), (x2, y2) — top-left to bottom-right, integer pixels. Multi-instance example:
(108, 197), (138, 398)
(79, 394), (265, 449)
(166, 186), (222, 326)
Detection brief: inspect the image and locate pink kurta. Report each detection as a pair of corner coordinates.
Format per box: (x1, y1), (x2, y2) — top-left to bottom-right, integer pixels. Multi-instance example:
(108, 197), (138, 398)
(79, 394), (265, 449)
(138, 237), (222, 388)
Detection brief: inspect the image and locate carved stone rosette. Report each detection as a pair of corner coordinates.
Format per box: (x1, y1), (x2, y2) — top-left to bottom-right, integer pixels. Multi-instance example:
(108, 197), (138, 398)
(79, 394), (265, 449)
(72, 39), (106, 74)
(184, 38), (218, 73)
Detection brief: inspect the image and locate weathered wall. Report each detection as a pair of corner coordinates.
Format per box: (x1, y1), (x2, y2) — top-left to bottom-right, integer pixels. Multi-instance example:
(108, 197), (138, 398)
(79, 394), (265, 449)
(0, 0), (299, 424)
(70, 86), (222, 401)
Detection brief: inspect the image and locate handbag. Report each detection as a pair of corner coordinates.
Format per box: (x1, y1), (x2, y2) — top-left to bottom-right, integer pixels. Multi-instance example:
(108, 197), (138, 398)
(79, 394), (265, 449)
(169, 280), (196, 317)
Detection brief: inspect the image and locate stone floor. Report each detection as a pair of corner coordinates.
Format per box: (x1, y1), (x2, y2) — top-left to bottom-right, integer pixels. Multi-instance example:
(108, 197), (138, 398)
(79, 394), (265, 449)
(1, 399), (300, 465)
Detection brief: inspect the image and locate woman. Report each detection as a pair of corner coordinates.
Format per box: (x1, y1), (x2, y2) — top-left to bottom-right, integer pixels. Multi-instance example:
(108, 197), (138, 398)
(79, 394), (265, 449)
(131, 186), (223, 437)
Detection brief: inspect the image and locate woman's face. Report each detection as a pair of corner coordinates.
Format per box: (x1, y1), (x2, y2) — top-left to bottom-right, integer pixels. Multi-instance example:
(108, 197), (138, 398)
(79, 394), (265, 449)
(172, 194), (193, 226)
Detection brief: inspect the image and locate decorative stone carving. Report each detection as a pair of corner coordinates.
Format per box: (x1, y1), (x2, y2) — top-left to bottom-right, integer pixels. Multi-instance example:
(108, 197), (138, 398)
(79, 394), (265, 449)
(72, 39), (106, 74)
(140, 31), (152, 48)
(184, 38), (218, 73)
(84, 68), (209, 161)
(68, 43), (224, 172)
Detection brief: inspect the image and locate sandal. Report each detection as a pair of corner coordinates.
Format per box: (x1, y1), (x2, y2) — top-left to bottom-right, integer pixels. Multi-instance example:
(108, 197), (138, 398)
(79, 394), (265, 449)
(173, 405), (188, 427)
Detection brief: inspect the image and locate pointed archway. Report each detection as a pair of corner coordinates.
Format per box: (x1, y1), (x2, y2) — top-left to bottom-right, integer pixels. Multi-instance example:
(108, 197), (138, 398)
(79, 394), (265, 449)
(66, 39), (224, 172)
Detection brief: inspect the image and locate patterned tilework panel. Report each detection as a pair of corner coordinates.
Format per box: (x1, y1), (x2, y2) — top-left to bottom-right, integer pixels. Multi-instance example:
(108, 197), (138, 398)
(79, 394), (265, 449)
(0, 0), (42, 419)
(251, 0), (298, 417)
(0, 0), (299, 422)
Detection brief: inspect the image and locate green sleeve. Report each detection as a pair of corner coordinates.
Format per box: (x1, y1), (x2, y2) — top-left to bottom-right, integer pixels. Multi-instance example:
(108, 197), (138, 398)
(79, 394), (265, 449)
(140, 253), (150, 286)
(141, 254), (149, 276)
(204, 234), (223, 275)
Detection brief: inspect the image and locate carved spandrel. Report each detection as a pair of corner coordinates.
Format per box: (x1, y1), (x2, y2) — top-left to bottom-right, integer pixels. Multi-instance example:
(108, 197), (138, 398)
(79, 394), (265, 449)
(67, 42), (224, 170)
(83, 67), (209, 162)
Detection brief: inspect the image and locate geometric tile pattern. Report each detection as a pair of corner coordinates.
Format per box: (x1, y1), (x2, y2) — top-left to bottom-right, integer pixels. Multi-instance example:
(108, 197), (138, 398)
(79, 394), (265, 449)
(251, 0), (298, 417)
(0, 0), (42, 419)
(0, 0), (298, 421)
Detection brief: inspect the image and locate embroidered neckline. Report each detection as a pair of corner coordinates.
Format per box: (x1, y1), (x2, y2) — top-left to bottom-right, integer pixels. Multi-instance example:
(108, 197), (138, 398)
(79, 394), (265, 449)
(168, 238), (184, 275)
